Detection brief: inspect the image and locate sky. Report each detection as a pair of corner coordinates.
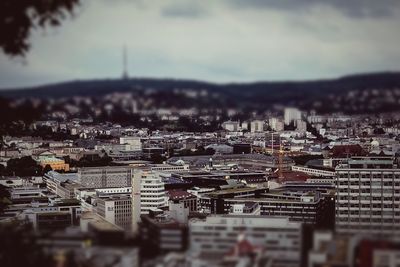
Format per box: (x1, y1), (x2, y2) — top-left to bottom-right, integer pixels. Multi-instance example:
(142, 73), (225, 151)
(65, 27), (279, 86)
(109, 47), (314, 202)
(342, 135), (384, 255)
(1, 0), (400, 88)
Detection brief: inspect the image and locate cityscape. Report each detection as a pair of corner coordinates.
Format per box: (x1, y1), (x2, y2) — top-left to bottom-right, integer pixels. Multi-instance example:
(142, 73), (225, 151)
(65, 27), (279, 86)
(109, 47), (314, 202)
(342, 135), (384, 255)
(2, 1), (400, 267)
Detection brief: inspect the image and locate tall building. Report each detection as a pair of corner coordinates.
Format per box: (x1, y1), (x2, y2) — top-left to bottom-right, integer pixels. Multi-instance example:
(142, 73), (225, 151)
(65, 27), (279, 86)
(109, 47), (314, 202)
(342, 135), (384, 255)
(269, 117), (284, 131)
(284, 107), (302, 125)
(296, 119), (307, 132)
(250, 120), (264, 133)
(131, 168), (141, 234)
(96, 195), (132, 231)
(336, 157), (400, 236)
(139, 170), (167, 214)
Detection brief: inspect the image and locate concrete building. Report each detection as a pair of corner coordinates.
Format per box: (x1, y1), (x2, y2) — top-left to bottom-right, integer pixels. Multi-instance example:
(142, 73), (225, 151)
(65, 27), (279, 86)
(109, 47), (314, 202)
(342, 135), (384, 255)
(291, 165), (335, 177)
(221, 121), (240, 132)
(77, 166), (134, 188)
(140, 209), (188, 255)
(96, 195), (132, 231)
(92, 170), (166, 231)
(284, 107), (302, 125)
(43, 171), (80, 198)
(269, 117), (284, 131)
(20, 199), (81, 232)
(221, 191), (335, 229)
(336, 157), (400, 236)
(250, 120), (264, 133)
(296, 119), (307, 132)
(119, 136), (142, 151)
(189, 215), (302, 267)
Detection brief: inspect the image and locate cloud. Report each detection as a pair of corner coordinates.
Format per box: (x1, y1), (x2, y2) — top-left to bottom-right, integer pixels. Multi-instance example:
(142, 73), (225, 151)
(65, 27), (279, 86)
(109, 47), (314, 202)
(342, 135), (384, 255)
(161, 2), (209, 18)
(229, 0), (400, 18)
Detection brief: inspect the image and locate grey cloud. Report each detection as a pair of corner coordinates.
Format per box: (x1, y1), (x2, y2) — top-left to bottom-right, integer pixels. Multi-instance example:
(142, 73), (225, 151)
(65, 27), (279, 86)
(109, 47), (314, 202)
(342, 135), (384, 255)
(161, 3), (208, 18)
(230, 0), (400, 18)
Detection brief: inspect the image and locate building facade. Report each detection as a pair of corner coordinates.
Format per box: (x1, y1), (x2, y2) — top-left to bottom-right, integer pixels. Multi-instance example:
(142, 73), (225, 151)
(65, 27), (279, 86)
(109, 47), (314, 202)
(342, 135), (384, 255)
(336, 157), (400, 236)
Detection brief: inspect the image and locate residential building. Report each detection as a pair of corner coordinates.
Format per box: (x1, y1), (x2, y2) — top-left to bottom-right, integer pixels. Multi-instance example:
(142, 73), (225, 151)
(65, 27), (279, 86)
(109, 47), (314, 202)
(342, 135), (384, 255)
(284, 107), (302, 125)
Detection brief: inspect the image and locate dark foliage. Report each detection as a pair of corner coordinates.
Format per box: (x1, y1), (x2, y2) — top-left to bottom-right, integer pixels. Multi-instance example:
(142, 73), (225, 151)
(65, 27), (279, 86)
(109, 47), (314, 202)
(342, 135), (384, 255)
(0, 220), (55, 267)
(0, 184), (11, 215)
(4, 156), (42, 177)
(0, 0), (80, 57)
(290, 154), (323, 166)
(71, 154), (113, 167)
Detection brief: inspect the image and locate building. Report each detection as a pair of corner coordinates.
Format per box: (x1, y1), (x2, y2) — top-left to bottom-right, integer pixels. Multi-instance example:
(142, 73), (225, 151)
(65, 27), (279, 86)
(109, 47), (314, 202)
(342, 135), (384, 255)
(140, 209), (188, 255)
(43, 171), (80, 198)
(77, 166), (134, 188)
(291, 165), (335, 177)
(96, 194), (132, 231)
(250, 120), (264, 133)
(119, 136), (142, 151)
(189, 215), (302, 267)
(284, 107), (302, 125)
(296, 119), (307, 132)
(91, 170), (166, 231)
(203, 185), (268, 214)
(336, 157), (400, 236)
(269, 117), (284, 131)
(221, 121), (240, 132)
(139, 170), (167, 214)
(20, 198), (81, 232)
(39, 157), (70, 172)
(168, 190), (197, 212)
(222, 190), (335, 229)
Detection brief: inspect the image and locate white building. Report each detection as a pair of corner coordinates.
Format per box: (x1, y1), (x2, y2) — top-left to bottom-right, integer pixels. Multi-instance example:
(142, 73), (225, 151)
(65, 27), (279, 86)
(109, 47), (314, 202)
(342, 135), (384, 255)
(250, 120), (264, 133)
(139, 170), (167, 214)
(269, 117), (284, 131)
(119, 136), (142, 151)
(284, 107), (302, 125)
(91, 170), (166, 225)
(292, 165), (335, 177)
(221, 121), (240, 132)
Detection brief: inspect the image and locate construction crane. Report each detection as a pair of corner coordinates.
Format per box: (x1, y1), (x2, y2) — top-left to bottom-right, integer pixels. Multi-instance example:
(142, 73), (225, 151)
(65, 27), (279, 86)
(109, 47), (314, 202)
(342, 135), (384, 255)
(278, 136), (284, 179)
(270, 133), (284, 179)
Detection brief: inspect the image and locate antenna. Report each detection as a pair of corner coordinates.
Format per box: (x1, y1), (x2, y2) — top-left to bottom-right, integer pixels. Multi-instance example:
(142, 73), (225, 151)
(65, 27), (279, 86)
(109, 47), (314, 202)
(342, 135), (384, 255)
(122, 45), (128, 79)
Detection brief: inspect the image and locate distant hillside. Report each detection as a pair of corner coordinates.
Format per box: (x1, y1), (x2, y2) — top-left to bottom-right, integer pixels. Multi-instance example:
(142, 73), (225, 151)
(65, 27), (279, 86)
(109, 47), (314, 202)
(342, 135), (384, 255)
(1, 72), (400, 99)
(1, 72), (400, 114)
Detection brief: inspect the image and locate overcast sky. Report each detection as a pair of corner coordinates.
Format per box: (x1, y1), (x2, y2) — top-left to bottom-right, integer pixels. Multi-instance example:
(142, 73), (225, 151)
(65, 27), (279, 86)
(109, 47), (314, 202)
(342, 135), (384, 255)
(1, 0), (400, 88)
